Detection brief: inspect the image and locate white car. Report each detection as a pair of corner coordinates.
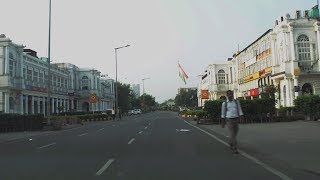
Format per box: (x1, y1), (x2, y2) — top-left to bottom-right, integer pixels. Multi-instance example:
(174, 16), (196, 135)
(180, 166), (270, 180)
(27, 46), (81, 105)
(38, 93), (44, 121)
(133, 109), (142, 115)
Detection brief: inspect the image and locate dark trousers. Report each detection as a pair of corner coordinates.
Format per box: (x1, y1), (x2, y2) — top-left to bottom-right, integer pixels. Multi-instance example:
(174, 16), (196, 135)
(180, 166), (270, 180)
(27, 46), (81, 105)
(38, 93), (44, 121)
(226, 118), (239, 149)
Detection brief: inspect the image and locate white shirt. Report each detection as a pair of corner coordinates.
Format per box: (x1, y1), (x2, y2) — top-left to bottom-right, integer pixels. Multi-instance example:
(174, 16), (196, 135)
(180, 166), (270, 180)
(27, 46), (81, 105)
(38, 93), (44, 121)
(221, 99), (244, 119)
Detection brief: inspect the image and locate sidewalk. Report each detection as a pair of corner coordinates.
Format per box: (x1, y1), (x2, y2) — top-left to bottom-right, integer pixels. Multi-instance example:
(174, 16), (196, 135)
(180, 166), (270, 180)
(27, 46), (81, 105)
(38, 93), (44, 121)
(0, 123), (82, 144)
(188, 119), (320, 175)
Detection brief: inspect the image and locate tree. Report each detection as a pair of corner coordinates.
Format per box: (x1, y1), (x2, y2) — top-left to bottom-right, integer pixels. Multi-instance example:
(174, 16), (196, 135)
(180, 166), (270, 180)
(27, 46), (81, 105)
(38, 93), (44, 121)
(117, 82), (132, 112)
(138, 94), (157, 111)
(174, 89), (197, 108)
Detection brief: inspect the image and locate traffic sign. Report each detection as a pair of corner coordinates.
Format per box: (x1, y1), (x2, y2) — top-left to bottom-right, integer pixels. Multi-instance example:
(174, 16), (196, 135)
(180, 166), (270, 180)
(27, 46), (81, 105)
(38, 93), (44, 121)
(89, 93), (97, 103)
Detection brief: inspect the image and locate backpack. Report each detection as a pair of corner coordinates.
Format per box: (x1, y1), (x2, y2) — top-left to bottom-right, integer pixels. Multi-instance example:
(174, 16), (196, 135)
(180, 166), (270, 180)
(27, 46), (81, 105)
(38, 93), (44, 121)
(224, 100), (240, 117)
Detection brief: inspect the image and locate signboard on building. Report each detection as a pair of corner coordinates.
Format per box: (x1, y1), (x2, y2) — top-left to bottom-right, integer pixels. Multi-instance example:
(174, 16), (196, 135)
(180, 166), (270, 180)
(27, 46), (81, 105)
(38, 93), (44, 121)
(294, 85), (300, 92)
(294, 68), (300, 75)
(250, 88), (259, 96)
(201, 90), (209, 99)
(25, 85), (47, 93)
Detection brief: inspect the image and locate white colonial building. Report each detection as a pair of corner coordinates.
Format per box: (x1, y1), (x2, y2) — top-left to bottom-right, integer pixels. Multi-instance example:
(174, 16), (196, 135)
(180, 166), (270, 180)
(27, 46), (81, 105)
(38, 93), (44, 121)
(198, 5), (320, 108)
(0, 34), (115, 114)
(271, 7), (320, 107)
(197, 61), (236, 106)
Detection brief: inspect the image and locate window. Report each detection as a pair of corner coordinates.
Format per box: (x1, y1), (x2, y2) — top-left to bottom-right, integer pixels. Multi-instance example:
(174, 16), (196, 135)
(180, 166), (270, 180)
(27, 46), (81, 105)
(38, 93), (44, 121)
(9, 60), (14, 77)
(44, 73), (48, 83)
(33, 70), (38, 82)
(58, 77), (62, 87)
(65, 79), (68, 88)
(297, 35), (311, 61)
(218, 69), (226, 84)
(27, 69), (32, 80)
(39, 72), (44, 83)
(82, 76), (89, 90)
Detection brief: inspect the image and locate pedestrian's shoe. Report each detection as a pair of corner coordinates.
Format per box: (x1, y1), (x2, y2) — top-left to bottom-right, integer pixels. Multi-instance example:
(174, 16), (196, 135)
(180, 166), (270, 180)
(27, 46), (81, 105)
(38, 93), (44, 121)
(229, 143), (234, 150)
(232, 148), (239, 154)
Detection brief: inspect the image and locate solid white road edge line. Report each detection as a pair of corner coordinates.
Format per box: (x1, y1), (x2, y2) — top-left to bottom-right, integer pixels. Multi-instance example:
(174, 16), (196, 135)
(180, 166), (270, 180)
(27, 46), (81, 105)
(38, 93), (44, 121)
(37, 142), (56, 149)
(183, 119), (292, 180)
(78, 133), (88, 137)
(95, 158), (115, 176)
(128, 138), (135, 145)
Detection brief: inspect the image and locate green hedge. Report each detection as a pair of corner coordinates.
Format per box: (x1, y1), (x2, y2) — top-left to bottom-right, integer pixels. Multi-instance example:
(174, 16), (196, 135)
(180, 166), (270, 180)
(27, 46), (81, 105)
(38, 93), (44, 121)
(294, 95), (320, 120)
(51, 111), (111, 116)
(0, 114), (44, 132)
(203, 98), (276, 123)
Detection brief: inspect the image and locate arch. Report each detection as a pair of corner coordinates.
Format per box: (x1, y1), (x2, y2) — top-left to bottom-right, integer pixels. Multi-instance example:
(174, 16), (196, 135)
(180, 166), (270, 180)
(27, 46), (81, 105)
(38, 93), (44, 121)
(218, 69), (226, 84)
(302, 83), (313, 95)
(297, 34), (311, 61)
(297, 34), (309, 42)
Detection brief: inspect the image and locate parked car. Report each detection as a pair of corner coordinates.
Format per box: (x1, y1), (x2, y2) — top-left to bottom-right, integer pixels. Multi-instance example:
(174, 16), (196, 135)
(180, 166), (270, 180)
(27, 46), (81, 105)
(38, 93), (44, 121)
(134, 109), (142, 114)
(128, 110), (135, 115)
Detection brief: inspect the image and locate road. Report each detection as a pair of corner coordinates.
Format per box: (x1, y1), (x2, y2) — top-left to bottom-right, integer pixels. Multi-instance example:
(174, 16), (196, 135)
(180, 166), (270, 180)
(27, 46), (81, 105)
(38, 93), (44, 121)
(0, 111), (292, 180)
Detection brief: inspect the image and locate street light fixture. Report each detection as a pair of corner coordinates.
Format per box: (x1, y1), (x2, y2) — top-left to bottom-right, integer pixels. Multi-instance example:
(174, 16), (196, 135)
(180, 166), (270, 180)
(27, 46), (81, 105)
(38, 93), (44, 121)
(142, 77), (150, 95)
(114, 44), (130, 119)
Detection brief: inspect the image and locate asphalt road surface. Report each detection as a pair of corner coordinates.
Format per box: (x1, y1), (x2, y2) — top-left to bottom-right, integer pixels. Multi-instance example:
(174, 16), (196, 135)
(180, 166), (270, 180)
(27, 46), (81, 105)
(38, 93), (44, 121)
(0, 111), (295, 180)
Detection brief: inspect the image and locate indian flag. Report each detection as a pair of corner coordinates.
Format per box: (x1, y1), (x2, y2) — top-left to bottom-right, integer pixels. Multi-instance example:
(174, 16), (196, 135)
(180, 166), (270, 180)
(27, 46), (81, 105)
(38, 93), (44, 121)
(178, 63), (188, 84)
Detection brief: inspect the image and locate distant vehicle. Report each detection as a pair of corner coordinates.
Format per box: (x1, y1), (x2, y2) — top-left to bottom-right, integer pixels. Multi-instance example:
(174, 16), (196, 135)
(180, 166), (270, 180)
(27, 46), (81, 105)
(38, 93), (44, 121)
(134, 109), (142, 114)
(128, 110), (135, 115)
(128, 109), (142, 115)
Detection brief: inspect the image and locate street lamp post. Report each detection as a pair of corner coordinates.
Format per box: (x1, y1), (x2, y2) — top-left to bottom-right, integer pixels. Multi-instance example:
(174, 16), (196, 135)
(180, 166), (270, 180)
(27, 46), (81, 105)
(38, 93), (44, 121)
(46, 0), (52, 124)
(142, 77), (150, 95)
(114, 44), (130, 119)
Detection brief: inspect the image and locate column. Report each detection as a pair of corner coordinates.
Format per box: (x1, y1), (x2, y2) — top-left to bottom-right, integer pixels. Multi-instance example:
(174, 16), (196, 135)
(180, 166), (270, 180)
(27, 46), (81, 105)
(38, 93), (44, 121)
(91, 75), (94, 90)
(288, 78), (294, 106)
(4, 92), (10, 113)
(55, 98), (59, 113)
(25, 95), (28, 114)
(314, 22), (320, 71)
(31, 96), (35, 114)
(285, 78), (290, 107)
(288, 26), (296, 74)
(310, 43), (315, 62)
(71, 99), (74, 110)
(71, 71), (74, 89)
(271, 36), (277, 66)
(37, 97), (41, 114)
(4, 47), (9, 74)
(51, 98), (54, 113)
(293, 76), (299, 100)
(20, 94), (24, 114)
(63, 99), (66, 112)
(43, 97), (46, 116)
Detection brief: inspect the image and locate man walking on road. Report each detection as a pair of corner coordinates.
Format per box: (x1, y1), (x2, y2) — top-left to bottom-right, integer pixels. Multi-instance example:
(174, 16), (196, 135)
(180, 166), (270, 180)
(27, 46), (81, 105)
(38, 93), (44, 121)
(221, 90), (244, 154)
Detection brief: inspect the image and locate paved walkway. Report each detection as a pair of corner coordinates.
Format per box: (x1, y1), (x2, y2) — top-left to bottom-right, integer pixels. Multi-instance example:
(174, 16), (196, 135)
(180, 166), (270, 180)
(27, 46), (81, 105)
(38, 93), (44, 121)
(189, 119), (320, 176)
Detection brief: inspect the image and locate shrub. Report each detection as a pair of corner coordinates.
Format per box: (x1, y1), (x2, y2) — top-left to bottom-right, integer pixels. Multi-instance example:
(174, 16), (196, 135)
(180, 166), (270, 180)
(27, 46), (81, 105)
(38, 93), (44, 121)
(0, 114), (45, 132)
(294, 95), (320, 120)
(203, 100), (224, 119)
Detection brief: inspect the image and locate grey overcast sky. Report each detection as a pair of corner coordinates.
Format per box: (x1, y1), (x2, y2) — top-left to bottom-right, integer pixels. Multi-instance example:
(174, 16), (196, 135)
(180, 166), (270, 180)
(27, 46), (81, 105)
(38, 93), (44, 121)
(0, 0), (315, 102)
